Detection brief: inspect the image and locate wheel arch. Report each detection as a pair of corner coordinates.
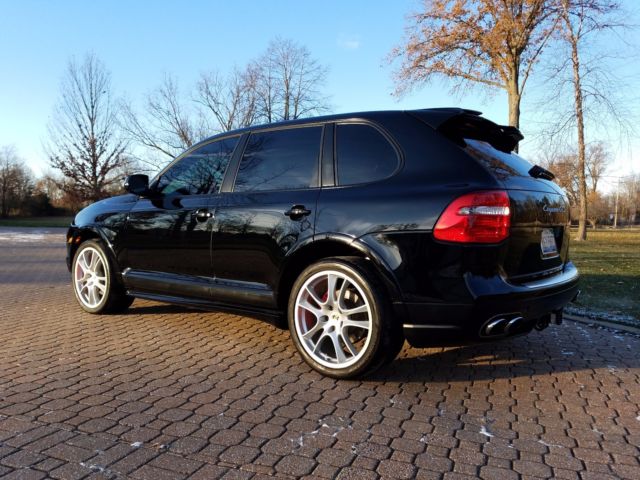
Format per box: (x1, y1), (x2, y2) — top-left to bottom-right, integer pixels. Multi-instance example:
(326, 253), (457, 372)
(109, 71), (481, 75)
(277, 234), (403, 314)
(67, 226), (120, 274)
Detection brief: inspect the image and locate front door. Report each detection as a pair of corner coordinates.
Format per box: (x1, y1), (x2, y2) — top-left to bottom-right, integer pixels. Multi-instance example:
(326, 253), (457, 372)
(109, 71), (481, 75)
(122, 136), (239, 298)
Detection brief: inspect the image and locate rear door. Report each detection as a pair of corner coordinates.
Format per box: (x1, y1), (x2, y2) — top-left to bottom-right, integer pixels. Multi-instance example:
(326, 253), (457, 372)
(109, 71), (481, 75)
(210, 125), (323, 308)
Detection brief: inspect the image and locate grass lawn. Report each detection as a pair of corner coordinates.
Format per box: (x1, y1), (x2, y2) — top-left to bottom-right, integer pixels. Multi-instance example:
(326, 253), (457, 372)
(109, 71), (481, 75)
(0, 216), (73, 228)
(570, 228), (640, 319)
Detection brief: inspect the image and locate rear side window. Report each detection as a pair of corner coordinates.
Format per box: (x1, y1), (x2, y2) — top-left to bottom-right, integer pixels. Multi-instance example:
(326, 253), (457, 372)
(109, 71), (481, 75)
(234, 127), (322, 192)
(156, 136), (239, 195)
(464, 139), (534, 180)
(336, 123), (398, 185)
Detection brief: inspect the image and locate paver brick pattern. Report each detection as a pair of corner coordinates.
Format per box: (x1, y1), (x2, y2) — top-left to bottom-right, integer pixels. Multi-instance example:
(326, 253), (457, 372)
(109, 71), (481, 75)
(0, 229), (639, 479)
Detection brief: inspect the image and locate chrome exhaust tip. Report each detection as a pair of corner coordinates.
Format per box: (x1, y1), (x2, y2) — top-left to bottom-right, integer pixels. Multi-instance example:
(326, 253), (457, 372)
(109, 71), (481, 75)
(484, 318), (507, 335)
(505, 316), (524, 335)
(480, 313), (524, 337)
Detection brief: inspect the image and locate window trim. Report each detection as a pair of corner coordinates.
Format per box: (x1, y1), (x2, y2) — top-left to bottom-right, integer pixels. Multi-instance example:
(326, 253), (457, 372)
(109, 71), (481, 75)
(150, 134), (242, 195)
(329, 119), (404, 188)
(229, 124), (326, 194)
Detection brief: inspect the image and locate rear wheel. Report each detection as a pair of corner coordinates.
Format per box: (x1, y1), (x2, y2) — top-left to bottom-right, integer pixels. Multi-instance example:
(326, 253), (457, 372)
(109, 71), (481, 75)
(72, 240), (133, 314)
(288, 257), (402, 378)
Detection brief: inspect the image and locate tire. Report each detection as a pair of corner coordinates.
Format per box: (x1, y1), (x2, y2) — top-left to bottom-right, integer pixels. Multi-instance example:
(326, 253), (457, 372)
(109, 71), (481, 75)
(71, 240), (134, 314)
(288, 257), (403, 378)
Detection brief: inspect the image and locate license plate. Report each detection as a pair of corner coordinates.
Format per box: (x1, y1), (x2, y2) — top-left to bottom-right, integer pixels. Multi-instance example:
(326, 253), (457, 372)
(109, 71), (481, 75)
(540, 228), (558, 258)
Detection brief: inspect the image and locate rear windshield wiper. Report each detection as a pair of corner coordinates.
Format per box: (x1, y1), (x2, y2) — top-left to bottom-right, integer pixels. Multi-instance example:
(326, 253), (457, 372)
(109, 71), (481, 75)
(528, 165), (555, 181)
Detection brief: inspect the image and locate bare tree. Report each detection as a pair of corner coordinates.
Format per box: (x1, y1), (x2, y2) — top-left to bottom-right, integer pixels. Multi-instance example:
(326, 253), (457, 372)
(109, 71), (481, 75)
(0, 146), (33, 217)
(390, 0), (556, 132)
(195, 68), (258, 132)
(541, 0), (631, 240)
(47, 54), (128, 202)
(250, 38), (330, 122)
(120, 74), (204, 165)
(120, 38), (328, 168)
(585, 141), (610, 193)
(540, 141), (611, 206)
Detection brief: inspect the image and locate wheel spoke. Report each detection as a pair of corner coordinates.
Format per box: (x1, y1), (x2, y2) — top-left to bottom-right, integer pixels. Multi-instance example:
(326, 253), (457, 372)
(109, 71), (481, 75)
(298, 299), (322, 318)
(339, 330), (358, 357)
(305, 285), (324, 306)
(89, 251), (100, 270)
(79, 253), (90, 273)
(342, 317), (370, 330)
(88, 285), (96, 305)
(326, 273), (338, 305)
(328, 331), (347, 363)
(312, 332), (329, 354)
(342, 304), (368, 316)
(302, 321), (323, 340)
(336, 279), (349, 309)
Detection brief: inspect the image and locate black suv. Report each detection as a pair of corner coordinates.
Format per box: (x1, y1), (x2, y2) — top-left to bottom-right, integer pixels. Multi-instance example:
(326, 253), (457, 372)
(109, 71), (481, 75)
(66, 108), (579, 378)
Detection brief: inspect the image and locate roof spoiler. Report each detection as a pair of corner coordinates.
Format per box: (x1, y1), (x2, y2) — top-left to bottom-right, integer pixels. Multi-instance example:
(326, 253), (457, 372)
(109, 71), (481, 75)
(409, 108), (523, 153)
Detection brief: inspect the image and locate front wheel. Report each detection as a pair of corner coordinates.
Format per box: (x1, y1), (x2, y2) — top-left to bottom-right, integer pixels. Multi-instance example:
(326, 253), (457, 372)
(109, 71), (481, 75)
(72, 240), (133, 314)
(288, 258), (403, 378)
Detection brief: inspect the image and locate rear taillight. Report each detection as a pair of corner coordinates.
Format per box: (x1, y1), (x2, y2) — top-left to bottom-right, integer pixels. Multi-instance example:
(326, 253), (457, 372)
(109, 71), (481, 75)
(433, 190), (511, 243)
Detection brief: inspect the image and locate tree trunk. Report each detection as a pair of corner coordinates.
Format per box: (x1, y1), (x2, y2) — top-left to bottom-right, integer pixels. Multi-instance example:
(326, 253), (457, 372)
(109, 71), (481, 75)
(570, 34), (588, 241)
(506, 74), (521, 153)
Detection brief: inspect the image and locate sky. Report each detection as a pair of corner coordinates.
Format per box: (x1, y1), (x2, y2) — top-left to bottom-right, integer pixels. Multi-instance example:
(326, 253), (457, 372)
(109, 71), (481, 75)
(0, 0), (638, 189)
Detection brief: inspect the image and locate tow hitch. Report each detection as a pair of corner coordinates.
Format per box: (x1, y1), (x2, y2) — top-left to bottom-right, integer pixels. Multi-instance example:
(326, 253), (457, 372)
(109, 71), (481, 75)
(552, 308), (563, 325)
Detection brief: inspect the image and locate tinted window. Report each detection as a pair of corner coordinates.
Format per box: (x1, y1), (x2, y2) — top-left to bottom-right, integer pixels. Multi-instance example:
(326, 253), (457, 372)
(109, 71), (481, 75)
(156, 137), (238, 195)
(336, 124), (398, 185)
(464, 139), (534, 180)
(234, 127), (321, 192)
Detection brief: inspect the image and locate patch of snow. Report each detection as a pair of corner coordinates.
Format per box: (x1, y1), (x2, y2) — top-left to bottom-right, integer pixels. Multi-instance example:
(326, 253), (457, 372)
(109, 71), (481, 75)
(566, 305), (640, 328)
(538, 439), (563, 448)
(479, 425), (493, 438)
(0, 230), (57, 243)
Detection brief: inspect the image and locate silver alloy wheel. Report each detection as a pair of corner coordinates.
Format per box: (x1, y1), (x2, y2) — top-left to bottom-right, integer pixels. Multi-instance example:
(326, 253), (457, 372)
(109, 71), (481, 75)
(294, 270), (373, 369)
(73, 246), (108, 309)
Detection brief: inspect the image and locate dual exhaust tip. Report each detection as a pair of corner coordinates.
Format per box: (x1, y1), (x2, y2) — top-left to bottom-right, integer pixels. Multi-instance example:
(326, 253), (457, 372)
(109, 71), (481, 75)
(480, 309), (564, 337)
(481, 314), (525, 337)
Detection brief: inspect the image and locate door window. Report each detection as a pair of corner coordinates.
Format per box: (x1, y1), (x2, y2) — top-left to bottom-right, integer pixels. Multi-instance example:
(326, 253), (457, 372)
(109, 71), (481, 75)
(156, 136), (239, 195)
(336, 123), (398, 185)
(234, 127), (322, 192)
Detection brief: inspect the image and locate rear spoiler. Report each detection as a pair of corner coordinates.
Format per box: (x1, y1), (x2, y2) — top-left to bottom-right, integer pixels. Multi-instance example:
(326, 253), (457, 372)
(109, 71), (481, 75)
(409, 108), (523, 153)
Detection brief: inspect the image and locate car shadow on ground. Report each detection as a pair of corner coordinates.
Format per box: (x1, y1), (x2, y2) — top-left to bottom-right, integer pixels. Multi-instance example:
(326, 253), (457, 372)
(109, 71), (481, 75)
(125, 302), (639, 383)
(370, 327), (639, 382)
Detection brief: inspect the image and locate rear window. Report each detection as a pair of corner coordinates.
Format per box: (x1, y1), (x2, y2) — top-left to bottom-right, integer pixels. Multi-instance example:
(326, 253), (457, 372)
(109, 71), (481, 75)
(336, 123), (398, 185)
(464, 139), (534, 180)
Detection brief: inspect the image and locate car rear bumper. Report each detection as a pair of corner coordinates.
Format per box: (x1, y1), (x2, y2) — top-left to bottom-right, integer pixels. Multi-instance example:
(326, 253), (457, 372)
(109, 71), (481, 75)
(399, 262), (580, 347)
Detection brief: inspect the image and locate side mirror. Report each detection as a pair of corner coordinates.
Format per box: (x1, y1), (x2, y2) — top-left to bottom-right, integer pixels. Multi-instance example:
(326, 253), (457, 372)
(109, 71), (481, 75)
(124, 174), (149, 196)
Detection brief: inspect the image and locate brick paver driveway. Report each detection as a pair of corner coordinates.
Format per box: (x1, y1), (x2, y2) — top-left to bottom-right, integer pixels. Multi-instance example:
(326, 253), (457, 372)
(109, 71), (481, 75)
(0, 227), (639, 480)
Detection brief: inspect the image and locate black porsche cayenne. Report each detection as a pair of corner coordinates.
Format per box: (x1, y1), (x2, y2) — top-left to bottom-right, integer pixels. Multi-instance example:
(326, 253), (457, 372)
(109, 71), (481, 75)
(66, 108), (579, 378)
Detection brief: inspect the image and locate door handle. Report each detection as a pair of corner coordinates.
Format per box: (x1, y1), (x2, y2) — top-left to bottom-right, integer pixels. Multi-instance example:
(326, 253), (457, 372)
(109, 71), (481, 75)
(284, 205), (311, 219)
(195, 208), (213, 222)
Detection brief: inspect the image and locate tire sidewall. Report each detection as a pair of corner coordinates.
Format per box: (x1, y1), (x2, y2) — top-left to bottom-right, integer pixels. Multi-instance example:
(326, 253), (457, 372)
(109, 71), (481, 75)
(72, 240), (112, 314)
(288, 259), (384, 378)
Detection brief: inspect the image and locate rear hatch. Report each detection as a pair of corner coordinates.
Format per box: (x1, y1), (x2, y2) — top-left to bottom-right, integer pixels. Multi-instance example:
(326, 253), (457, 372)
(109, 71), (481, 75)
(437, 113), (570, 282)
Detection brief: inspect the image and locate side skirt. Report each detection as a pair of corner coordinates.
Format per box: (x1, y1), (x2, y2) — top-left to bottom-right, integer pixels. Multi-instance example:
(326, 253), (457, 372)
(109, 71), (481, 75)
(128, 290), (285, 327)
